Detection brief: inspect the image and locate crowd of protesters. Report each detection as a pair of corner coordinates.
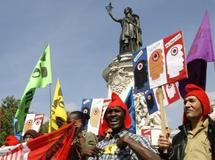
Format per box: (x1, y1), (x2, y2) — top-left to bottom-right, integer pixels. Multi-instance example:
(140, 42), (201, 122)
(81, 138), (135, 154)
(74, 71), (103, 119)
(1, 83), (214, 160)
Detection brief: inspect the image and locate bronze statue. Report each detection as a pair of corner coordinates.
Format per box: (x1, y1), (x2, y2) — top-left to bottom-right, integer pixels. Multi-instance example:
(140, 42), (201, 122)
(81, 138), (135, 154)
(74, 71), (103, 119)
(106, 3), (142, 55)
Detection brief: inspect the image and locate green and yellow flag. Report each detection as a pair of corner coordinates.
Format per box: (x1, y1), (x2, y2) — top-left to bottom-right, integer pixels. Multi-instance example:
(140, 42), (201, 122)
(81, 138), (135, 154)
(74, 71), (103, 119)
(49, 80), (68, 132)
(14, 44), (52, 134)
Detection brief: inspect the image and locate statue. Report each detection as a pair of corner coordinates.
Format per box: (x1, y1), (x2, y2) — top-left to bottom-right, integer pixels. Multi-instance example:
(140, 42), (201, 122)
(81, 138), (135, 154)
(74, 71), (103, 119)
(106, 3), (142, 55)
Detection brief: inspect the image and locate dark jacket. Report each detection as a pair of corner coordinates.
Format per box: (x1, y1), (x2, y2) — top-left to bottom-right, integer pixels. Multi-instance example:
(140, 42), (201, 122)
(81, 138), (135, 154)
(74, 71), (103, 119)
(160, 118), (215, 160)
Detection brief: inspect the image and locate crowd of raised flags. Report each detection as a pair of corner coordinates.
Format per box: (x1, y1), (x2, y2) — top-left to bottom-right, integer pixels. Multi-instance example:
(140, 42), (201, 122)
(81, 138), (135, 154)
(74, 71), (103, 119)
(0, 11), (214, 160)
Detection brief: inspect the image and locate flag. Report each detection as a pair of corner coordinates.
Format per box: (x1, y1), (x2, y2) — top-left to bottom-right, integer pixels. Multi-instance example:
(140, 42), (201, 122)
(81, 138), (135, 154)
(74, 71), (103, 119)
(14, 44), (52, 134)
(133, 31), (187, 92)
(144, 89), (159, 115)
(141, 127), (161, 146)
(0, 122), (76, 160)
(186, 11), (214, 63)
(179, 11), (215, 97)
(133, 48), (150, 93)
(82, 98), (105, 135)
(81, 98), (110, 135)
(144, 82), (180, 115)
(125, 88), (136, 133)
(179, 59), (207, 97)
(49, 80), (68, 132)
(163, 83), (181, 104)
(22, 114), (44, 136)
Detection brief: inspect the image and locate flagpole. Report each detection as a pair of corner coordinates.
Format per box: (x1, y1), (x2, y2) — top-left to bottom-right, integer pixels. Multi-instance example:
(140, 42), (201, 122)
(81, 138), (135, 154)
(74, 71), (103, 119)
(214, 61), (215, 70)
(49, 84), (52, 132)
(157, 86), (169, 153)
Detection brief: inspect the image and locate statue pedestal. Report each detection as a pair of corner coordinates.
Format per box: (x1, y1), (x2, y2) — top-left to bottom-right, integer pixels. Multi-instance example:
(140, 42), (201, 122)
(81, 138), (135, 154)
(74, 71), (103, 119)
(102, 53), (161, 135)
(103, 53), (133, 99)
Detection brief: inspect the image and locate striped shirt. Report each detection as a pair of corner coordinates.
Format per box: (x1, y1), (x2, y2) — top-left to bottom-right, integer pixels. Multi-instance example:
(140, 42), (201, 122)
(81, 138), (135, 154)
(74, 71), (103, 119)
(88, 130), (157, 160)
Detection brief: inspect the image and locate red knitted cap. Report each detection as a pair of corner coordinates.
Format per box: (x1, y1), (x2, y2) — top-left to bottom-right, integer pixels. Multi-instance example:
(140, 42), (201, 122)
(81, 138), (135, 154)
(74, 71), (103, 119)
(183, 84), (211, 123)
(99, 92), (131, 136)
(4, 135), (20, 146)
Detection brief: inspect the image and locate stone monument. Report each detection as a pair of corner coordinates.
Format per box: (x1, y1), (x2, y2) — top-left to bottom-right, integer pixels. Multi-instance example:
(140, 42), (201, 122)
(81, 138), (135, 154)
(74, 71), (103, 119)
(103, 4), (161, 135)
(107, 5), (142, 55)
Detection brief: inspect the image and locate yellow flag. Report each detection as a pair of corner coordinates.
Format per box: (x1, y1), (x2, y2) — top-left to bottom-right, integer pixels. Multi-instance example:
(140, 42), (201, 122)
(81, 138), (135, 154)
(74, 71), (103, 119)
(49, 80), (67, 132)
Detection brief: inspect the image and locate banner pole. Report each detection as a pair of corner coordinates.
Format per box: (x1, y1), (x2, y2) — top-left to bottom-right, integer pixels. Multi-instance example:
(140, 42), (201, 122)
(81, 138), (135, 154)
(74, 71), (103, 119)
(157, 86), (169, 153)
(49, 84), (52, 132)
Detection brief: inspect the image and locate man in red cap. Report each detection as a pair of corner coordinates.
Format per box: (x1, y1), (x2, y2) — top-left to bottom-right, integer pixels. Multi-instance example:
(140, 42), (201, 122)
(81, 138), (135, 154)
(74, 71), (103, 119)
(158, 84), (215, 160)
(89, 92), (160, 160)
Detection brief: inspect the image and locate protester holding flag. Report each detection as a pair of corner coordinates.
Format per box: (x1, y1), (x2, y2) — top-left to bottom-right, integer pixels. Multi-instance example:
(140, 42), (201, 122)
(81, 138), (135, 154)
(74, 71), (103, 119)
(67, 111), (100, 160)
(89, 92), (160, 160)
(158, 84), (215, 160)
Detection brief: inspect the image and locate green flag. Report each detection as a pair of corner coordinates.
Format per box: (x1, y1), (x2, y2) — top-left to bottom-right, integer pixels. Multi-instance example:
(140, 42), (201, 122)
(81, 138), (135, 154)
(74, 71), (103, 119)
(14, 44), (52, 134)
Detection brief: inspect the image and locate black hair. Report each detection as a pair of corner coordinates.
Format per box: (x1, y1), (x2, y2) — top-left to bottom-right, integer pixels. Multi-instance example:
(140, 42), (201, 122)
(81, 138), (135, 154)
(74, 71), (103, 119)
(69, 111), (90, 126)
(23, 129), (41, 140)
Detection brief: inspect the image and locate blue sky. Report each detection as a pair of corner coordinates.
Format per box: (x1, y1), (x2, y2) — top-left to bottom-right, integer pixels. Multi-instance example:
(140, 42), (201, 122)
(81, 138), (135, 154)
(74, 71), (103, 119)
(0, 0), (215, 129)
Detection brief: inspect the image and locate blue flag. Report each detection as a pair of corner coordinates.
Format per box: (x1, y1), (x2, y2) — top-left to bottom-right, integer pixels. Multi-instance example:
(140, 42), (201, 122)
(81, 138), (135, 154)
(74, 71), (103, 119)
(125, 89), (136, 133)
(144, 89), (159, 115)
(133, 48), (150, 93)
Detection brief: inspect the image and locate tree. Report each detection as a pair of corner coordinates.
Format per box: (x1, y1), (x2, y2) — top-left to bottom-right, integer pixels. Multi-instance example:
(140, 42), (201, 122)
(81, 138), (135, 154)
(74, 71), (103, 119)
(0, 96), (19, 146)
(40, 120), (49, 133)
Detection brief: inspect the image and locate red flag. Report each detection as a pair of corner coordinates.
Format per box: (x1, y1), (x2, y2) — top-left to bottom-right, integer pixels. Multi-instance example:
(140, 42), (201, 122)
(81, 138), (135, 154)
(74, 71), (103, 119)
(0, 123), (76, 160)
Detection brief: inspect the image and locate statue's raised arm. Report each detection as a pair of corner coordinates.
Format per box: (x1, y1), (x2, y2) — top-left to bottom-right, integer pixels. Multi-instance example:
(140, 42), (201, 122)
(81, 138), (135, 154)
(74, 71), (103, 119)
(106, 5), (142, 55)
(108, 11), (121, 23)
(106, 2), (120, 23)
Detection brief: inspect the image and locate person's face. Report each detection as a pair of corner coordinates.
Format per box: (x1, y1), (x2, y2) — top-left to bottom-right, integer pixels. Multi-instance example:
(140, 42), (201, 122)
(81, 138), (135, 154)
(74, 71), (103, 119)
(184, 96), (203, 121)
(105, 106), (125, 131)
(124, 8), (132, 17)
(56, 117), (66, 128)
(69, 113), (79, 121)
(69, 113), (83, 128)
(24, 135), (33, 142)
